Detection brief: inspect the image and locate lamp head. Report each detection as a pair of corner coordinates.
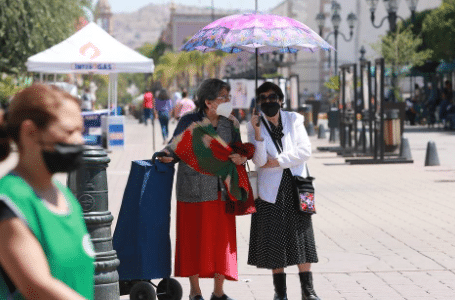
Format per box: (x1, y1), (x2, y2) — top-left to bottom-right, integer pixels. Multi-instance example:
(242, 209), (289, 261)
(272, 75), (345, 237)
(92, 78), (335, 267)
(383, 0), (401, 13)
(316, 12), (326, 31)
(405, 0), (419, 12)
(365, 0), (379, 12)
(331, 1), (341, 15)
(331, 12), (342, 29)
(347, 12), (357, 28)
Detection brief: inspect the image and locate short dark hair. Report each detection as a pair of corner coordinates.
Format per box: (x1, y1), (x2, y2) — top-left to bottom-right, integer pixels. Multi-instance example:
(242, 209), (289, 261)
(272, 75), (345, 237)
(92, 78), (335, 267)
(256, 82), (284, 102)
(196, 79), (230, 112)
(182, 91), (188, 98)
(157, 89), (169, 100)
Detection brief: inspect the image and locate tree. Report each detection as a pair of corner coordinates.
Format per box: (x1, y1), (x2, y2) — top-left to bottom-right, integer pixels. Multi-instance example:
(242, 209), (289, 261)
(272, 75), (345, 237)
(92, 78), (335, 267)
(394, 9), (434, 53)
(372, 23), (433, 100)
(422, 0), (455, 61)
(0, 0), (90, 74)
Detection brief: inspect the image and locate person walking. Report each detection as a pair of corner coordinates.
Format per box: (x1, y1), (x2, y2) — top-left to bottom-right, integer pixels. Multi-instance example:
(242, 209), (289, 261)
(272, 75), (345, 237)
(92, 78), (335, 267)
(143, 89), (155, 125)
(247, 82), (320, 300)
(155, 89), (173, 144)
(81, 87), (93, 112)
(172, 90), (196, 121)
(157, 79), (250, 300)
(0, 84), (94, 300)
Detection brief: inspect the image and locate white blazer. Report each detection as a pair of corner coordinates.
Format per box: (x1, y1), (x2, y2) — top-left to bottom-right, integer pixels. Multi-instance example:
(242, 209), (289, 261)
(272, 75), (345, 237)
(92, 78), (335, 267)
(247, 110), (311, 204)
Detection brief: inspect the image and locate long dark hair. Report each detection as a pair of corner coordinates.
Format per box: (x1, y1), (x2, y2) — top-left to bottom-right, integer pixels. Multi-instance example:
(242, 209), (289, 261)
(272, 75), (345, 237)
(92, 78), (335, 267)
(0, 84), (79, 162)
(157, 89), (170, 101)
(195, 79), (231, 112)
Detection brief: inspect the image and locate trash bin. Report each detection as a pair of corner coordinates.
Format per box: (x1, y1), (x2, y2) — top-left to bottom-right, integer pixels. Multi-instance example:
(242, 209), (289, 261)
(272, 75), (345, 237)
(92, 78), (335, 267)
(327, 108), (340, 129)
(298, 104), (313, 128)
(384, 109), (401, 152)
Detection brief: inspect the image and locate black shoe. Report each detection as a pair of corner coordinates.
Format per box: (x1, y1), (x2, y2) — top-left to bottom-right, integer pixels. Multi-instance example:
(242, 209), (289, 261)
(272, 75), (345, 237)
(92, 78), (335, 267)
(189, 295), (204, 300)
(299, 272), (321, 300)
(210, 293), (235, 300)
(273, 273), (288, 300)
(273, 292), (288, 300)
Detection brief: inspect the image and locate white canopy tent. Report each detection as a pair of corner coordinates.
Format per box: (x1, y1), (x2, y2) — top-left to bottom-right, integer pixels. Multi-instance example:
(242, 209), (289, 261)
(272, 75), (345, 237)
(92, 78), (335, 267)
(26, 22), (154, 113)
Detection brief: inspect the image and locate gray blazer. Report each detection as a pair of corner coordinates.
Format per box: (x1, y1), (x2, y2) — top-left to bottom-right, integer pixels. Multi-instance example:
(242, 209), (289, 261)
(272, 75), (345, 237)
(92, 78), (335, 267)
(167, 113), (241, 203)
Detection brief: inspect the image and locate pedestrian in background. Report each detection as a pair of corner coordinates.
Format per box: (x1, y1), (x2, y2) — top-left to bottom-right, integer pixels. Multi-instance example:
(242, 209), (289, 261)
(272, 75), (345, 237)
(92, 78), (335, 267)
(155, 89), (173, 144)
(172, 90), (196, 121)
(158, 79), (247, 300)
(143, 89), (155, 125)
(247, 82), (320, 300)
(0, 84), (94, 300)
(81, 87), (93, 112)
(440, 80), (453, 126)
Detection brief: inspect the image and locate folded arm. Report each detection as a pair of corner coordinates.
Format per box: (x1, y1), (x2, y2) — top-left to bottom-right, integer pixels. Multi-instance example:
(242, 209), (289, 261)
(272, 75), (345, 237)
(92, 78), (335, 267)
(276, 114), (311, 169)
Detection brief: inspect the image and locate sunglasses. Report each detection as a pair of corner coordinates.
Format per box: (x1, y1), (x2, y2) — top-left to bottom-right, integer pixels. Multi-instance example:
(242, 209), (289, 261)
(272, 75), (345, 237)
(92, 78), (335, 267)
(259, 93), (279, 102)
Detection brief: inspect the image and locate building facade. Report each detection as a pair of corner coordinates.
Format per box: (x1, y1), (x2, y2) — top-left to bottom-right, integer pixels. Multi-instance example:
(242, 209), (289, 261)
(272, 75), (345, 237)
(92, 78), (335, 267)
(95, 0), (113, 34)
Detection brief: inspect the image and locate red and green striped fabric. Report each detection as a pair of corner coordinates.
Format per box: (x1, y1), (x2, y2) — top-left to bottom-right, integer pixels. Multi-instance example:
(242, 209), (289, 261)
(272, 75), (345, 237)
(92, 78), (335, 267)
(168, 117), (253, 203)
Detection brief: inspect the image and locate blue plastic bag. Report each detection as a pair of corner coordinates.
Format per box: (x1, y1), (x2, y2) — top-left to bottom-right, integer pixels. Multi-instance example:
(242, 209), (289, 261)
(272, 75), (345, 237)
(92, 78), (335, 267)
(113, 156), (175, 280)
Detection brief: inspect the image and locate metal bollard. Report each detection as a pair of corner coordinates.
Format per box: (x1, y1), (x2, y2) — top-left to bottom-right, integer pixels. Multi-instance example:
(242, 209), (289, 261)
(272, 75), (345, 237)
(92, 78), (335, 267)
(67, 146), (120, 300)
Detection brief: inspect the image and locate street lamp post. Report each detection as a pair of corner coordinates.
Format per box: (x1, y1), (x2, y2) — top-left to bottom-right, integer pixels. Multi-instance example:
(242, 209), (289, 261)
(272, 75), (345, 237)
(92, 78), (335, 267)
(316, 1), (357, 76)
(366, 0), (420, 32)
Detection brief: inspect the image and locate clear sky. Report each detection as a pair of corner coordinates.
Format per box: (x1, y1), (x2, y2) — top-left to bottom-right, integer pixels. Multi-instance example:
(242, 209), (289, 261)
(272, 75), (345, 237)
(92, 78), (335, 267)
(92, 0), (284, 13)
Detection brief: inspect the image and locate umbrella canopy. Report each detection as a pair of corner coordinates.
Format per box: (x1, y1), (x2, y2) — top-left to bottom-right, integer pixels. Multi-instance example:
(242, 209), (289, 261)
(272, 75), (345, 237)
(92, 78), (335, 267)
(436, 60), (455, 73)
(181, 13), (333, 54)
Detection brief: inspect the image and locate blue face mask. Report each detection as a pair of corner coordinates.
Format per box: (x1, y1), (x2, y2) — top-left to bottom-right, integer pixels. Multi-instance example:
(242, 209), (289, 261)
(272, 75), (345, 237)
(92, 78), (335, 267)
(42, 143), (84, 174)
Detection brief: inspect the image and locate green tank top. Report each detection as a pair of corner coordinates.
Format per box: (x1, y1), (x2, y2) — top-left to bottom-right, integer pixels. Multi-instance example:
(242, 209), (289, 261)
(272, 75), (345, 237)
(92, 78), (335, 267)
(0, 174), (95, 300)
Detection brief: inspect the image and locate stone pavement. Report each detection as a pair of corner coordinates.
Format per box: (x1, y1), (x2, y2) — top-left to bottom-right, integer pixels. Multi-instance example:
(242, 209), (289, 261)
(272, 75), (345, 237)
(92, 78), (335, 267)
(1, 116), (454, 300)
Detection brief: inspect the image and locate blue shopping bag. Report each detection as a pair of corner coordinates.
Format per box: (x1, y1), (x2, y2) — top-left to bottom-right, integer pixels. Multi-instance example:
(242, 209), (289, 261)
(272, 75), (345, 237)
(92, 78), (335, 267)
(113, 154), (175, 280)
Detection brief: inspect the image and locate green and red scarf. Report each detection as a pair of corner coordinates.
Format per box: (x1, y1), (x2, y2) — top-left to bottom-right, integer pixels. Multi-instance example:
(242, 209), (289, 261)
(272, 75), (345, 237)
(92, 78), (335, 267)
(168, 116), (255, 208)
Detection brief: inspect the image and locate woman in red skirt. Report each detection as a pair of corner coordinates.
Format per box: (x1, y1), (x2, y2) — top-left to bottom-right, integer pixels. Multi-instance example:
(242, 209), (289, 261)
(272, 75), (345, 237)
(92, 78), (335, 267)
(159, 79), (247, 300)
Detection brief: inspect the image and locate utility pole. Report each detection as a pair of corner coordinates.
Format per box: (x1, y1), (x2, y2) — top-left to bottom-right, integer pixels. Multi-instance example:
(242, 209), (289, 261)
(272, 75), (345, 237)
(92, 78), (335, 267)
(211, 0), (214, 21)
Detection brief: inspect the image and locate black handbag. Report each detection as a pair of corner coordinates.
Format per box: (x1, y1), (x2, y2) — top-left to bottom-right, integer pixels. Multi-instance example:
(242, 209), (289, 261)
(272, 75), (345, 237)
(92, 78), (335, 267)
(261, 117), (316, 214)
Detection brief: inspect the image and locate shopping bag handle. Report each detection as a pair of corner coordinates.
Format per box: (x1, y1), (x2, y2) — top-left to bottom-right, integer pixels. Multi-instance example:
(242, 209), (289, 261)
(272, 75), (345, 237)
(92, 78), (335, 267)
(152, 151), (167, 164)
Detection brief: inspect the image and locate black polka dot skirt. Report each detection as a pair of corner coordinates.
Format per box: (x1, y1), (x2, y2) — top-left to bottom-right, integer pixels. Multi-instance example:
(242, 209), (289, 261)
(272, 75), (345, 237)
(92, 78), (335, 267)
(248, 169), (318, 269)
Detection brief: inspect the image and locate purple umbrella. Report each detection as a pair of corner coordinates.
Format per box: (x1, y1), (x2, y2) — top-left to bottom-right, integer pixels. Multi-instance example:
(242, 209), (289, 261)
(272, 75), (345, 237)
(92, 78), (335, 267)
(180, 12), (333, 90)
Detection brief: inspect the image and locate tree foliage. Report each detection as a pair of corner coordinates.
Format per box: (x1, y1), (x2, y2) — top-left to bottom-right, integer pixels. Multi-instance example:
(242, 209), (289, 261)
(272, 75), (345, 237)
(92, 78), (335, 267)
(422, 0), (455, 61)
(0, 0), (90, 74)
(153, 50), (227, 90)
(373, 23), (433, 68)
(372, 23), (433, 101)
(394, 9), (433, 53)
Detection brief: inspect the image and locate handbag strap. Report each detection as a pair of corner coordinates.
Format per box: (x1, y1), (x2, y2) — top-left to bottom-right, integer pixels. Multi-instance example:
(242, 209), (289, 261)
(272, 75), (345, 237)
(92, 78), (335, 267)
(260, 116), (283, 153)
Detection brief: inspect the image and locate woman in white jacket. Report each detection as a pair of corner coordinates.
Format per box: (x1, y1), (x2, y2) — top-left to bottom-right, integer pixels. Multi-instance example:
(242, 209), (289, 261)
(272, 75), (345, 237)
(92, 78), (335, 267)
(247, 82), (320, 300)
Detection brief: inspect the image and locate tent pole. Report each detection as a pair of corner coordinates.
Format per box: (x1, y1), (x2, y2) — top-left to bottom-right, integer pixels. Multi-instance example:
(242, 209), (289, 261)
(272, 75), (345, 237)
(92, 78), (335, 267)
(40, 73), (43, 82)
(114, 73), (118, 116)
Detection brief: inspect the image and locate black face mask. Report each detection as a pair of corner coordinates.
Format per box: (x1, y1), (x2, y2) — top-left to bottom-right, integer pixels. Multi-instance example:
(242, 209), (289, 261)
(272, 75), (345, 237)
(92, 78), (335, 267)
(261, 102), (281, 117)
(42, 143), (84, 174)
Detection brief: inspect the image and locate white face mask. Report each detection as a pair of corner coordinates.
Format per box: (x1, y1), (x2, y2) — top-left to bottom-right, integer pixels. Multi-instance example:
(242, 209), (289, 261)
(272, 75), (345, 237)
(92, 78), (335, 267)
(216, 102), (233, 118)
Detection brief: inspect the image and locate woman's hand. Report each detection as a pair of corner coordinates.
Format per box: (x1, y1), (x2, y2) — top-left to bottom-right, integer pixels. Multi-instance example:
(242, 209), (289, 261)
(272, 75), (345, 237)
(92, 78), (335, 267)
(157, 149), (174, 163)
(251, 109), (263, 141)
(229, 153), (247, 165)
(262, 158), (279, 168)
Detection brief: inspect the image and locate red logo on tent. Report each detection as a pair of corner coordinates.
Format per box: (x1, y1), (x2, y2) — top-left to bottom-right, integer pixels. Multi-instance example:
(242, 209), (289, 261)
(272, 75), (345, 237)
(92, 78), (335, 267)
(79, 42), (101, 60)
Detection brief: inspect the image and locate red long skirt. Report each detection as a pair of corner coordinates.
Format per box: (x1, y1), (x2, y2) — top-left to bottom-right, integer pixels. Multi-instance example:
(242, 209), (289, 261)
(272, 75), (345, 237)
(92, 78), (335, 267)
(175, 197), (238, 281)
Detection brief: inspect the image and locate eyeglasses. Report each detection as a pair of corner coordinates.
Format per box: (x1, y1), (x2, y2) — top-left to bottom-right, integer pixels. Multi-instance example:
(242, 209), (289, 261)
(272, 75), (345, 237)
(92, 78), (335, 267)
(216, 94), (232, 101)
(259, 93), (279, 102)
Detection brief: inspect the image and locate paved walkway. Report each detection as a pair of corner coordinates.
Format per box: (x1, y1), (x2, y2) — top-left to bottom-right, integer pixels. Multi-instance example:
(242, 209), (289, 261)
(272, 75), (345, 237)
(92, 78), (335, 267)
(2, 116), (454, 300)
